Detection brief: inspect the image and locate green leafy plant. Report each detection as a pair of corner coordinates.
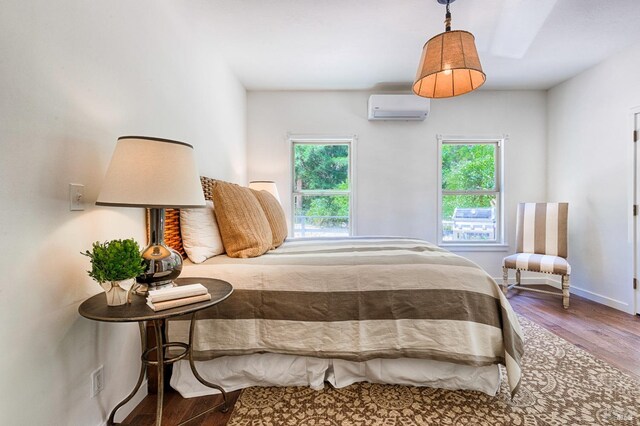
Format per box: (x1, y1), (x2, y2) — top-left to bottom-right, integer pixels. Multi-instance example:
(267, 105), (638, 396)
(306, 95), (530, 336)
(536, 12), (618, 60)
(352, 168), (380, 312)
(82, 239), (146, 283)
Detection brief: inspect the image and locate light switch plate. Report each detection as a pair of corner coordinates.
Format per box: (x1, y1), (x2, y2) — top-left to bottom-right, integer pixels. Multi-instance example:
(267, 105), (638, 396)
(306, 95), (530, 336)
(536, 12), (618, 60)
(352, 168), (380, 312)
(69, 183), (85, 211)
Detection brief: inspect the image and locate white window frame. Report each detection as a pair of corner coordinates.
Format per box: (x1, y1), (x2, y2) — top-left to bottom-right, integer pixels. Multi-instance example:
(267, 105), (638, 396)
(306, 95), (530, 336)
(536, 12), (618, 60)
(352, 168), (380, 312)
(437, 135), (507, 250)
(289, 135), (356, 237)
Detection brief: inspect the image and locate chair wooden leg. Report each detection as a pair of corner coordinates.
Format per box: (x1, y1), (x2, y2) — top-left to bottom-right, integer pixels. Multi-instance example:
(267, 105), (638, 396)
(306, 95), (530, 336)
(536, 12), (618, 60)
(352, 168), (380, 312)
(502, 267), (509, 296)
(515, 269), (521, 287)
(562, 275), (570, 309)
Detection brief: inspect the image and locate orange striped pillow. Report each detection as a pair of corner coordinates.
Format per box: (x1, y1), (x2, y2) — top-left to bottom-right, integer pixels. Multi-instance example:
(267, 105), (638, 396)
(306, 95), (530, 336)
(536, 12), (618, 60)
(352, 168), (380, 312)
(251, 189), (288, 248)
(213, 181), (273, 258)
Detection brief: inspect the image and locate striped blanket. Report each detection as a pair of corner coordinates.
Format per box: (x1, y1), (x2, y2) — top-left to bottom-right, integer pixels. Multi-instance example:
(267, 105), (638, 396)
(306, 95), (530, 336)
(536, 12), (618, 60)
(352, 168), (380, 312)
(170, 237), (524, 395)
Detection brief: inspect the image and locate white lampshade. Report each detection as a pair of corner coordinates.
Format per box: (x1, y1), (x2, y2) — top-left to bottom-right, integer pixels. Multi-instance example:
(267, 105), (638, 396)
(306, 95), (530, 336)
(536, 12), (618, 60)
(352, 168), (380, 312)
(96, 136), (206, 208)
(248, 181), (281, 203)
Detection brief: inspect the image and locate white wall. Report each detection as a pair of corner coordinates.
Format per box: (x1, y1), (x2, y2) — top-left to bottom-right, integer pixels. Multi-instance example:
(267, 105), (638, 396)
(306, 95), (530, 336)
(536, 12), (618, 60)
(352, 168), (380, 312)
(0, 1), (246, 425)
(247, 90), (547, 276)
(547, 43), (640, 314)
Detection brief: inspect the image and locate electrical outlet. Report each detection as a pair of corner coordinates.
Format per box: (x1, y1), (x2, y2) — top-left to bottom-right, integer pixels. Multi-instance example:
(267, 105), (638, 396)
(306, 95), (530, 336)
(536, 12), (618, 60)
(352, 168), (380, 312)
(91, 365), (104, 397)
(69, 183), (85, 211)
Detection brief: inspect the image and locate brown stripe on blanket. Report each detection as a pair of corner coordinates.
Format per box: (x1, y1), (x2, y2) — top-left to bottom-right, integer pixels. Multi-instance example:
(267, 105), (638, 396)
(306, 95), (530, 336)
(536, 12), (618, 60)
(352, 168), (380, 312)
(500, 306), (524, 366)
(191, 346), (506, 365)
(194, 289), (503, 327)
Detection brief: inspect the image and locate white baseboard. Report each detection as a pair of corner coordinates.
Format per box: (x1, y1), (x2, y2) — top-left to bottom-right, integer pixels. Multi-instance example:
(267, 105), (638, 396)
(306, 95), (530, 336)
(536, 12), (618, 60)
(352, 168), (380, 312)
(98, 380), (148, 426)
(495, 276), (632, 313)
(545, 278), (631, 313)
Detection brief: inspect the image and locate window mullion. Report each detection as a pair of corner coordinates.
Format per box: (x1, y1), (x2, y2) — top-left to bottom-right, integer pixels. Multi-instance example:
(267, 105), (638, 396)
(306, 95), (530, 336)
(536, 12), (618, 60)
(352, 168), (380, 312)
(294, 191), (350, 196)
(442, 190), (499, 196)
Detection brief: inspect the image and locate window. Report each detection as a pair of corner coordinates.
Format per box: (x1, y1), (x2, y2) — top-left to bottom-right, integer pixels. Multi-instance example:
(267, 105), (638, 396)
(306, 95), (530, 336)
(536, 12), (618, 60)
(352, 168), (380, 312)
(438, 137), (504, 245)
(291, 137), (353, 238)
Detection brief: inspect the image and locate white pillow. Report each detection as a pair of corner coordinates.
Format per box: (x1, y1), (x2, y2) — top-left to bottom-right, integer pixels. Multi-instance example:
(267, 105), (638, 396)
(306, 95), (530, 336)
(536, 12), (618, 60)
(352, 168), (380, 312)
(180, 200), (225, 263)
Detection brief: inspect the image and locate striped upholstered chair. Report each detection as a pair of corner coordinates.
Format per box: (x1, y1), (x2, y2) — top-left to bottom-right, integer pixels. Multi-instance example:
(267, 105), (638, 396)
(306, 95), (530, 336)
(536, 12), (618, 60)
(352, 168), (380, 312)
(502, 203), (571, 308)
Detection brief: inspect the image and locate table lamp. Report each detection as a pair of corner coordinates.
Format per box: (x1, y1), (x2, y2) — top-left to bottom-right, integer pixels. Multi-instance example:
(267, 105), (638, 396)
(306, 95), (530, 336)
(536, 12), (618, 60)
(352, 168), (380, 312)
(248, 180), (281, 203)
(96, 136), (206, 289)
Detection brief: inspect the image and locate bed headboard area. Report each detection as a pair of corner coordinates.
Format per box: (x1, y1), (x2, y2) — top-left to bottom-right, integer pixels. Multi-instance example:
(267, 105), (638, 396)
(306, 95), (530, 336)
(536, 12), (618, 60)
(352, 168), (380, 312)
(146, 176), (217, 259)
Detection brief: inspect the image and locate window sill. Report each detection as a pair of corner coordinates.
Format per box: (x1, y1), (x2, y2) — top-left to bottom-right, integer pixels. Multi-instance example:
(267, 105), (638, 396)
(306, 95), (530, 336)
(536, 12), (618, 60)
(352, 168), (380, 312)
(438, 243), (510, 252)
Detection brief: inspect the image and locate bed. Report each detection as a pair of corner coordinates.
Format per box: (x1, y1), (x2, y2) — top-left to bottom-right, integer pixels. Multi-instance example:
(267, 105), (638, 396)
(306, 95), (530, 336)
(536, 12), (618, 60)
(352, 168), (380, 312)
(165, 235), (523, 398)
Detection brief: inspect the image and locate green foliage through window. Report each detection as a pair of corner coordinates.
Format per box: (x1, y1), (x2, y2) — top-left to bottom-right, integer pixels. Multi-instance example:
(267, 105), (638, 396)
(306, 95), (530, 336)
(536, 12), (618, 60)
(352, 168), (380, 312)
(441, 143), (496, 221)
(294, 144), (349, 190)
(293, 143), (351, 236)
(441, 141), (500, 243)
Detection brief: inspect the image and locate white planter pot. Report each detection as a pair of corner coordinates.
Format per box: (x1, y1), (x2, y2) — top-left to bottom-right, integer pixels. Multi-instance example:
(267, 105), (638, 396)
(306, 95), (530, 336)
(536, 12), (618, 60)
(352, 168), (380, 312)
(101, 278), (136, 306)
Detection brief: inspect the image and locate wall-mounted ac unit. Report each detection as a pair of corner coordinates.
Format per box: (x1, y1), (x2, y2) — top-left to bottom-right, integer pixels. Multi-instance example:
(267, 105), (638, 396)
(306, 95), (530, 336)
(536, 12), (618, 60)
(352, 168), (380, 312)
(368, 94), (430, 121)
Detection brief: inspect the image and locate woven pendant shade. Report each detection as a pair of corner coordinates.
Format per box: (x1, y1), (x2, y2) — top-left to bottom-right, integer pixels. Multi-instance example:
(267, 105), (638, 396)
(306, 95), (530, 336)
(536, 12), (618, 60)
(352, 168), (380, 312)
(413, 30), (485, 98)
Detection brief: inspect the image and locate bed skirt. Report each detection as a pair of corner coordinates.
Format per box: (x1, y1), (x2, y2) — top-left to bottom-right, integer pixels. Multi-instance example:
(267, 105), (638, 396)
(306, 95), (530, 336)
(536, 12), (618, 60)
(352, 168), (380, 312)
(170, 353), (502, 398)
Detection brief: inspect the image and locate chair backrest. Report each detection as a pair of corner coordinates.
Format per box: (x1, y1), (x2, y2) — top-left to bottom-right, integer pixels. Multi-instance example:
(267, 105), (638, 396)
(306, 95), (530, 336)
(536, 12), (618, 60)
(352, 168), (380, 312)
(515, 202), (568, 258)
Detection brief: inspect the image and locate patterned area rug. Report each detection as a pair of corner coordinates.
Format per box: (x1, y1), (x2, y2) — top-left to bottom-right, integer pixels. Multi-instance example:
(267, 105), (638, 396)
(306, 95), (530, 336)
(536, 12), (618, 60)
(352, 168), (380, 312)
(227, 316), (640, 425)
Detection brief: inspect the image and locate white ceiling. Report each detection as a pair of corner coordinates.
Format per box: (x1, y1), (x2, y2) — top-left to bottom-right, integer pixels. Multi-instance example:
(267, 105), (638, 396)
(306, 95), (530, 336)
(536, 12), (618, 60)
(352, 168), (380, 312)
(181, 0), (640, 91)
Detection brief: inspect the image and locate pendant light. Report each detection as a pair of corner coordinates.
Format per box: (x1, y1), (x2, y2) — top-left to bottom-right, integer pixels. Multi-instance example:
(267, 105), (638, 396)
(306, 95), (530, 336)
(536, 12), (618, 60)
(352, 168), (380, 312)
(413, 0), (486, 98)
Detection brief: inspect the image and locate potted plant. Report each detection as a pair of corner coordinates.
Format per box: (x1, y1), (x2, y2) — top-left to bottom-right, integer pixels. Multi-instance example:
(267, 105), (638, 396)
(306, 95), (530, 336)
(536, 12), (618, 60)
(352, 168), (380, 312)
(82, 239), (146, 306)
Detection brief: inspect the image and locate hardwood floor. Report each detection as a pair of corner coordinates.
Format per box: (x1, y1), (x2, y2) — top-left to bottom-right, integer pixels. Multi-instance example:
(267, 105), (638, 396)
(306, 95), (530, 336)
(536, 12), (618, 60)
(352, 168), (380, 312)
(122, 286), (640, 425)
(121, 388), (241, 426)
(507, 285), (640, 379)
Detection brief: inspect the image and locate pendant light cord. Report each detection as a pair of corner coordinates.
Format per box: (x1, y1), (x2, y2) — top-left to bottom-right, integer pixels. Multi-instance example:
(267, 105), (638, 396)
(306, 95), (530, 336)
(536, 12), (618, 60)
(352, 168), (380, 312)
(445, 0), (452, 32)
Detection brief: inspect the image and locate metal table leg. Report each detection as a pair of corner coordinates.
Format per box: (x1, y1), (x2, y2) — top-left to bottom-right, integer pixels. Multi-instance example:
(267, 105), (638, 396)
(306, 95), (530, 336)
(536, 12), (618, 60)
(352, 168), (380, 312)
(153, 319), (165, 426)
(175, 311), (228, 426)
(107, 322), (148, 425)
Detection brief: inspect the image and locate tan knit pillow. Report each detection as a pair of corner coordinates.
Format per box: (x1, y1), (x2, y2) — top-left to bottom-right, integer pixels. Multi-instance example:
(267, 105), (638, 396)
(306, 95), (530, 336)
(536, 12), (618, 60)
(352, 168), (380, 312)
(213, 181), (273, 258)
(251, 189), (288, 248)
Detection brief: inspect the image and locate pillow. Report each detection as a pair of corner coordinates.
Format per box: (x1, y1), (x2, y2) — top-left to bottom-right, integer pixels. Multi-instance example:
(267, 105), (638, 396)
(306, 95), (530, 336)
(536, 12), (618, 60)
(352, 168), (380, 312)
(213, 181), (273, 258)
(251, 189), (288, 248)
(180, 200), (225, 263)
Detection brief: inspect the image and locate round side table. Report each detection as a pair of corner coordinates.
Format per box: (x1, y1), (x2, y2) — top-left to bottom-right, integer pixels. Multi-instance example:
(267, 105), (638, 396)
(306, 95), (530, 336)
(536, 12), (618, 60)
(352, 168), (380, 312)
(79, 277), (233, 426)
